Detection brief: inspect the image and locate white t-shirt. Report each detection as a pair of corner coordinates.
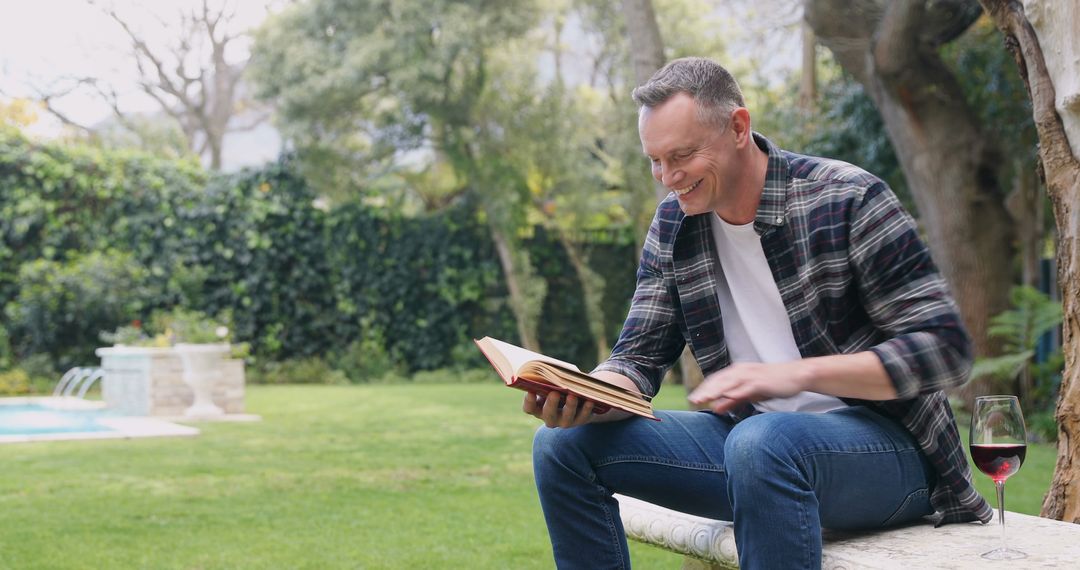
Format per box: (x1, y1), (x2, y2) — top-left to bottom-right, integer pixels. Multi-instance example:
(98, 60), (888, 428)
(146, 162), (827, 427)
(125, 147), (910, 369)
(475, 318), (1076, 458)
(709, 213), (847, 414)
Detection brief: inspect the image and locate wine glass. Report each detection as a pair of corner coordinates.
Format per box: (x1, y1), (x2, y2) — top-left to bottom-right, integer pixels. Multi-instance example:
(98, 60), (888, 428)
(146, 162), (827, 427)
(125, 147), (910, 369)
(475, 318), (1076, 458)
(969, 395), (1027, 560)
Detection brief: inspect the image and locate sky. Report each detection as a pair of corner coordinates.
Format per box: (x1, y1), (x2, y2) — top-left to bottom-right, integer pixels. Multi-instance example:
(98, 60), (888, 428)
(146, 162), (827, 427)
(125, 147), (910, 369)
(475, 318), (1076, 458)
(0, 0), (277, 134)
(0, 0), (798, 167)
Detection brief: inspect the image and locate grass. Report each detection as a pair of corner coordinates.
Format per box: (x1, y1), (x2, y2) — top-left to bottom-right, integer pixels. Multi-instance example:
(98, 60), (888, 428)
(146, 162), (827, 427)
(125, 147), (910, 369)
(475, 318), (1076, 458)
(0, 383), (1056, 569)
(0, 384), (685, 569)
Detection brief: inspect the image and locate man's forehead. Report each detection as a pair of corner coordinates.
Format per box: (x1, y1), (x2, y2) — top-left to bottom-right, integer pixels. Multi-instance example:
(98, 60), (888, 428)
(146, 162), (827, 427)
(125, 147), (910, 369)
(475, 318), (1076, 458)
(639, 95), (703, 154)
(639, 93), (698, 124)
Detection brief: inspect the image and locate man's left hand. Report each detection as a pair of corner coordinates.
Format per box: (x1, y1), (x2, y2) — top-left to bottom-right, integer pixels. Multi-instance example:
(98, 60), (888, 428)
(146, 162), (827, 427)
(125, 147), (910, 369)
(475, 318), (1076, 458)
(688, 361), (811, 414)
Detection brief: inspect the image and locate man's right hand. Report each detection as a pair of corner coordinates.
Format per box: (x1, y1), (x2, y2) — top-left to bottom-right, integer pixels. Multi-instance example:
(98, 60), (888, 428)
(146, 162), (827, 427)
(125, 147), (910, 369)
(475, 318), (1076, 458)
(523, 391), (596, 428)
(523, 371), (639, 428)
(523, 391), (634, 428)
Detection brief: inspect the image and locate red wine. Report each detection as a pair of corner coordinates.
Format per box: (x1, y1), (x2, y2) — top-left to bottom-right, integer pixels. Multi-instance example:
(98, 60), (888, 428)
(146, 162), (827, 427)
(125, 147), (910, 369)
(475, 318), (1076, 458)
(971, 443), (1027, 482)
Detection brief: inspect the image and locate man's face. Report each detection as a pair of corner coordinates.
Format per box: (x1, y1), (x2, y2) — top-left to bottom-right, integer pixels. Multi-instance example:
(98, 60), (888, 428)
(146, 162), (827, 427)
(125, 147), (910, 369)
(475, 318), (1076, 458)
(639, 93), (735, 217)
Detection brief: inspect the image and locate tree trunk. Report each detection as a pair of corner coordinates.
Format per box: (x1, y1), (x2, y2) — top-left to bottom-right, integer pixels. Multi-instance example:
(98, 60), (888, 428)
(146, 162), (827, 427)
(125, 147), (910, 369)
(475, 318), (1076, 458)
(805, 0), (1016, 401)
(621, 0), (665, 93)
(620, 0), (671, 206)
(1006, 159), (1043, 288)
(979, 0), (1080, 524)
(557, 232), (611, 364)
(208, 136), (223, 171)
(620, 0), (705, 396)
(491, 225), (543, 352)
(799, 22), (817, 110)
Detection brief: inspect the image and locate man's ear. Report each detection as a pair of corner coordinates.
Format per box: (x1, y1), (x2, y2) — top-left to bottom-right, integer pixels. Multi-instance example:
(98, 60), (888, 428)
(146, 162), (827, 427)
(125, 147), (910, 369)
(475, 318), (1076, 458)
(730, 108), (752, 148)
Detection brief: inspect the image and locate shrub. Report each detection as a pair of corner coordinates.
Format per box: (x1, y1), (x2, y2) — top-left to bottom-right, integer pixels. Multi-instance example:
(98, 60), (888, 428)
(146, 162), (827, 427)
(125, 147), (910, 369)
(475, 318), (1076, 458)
(1028, 410), (1058, 443)
(149, 308), (231, 345)
(0, 368), (30, 395)
(0, 131), (639, 375)
(251, 357), (348, 385)
(330, 329), (404, 384)
(971, 285), (1063, 410)
(4, 250), (152, 369)
(411, 367), (492, 385)
(0, 324), (12, 370)
(17, 353), (60, 386)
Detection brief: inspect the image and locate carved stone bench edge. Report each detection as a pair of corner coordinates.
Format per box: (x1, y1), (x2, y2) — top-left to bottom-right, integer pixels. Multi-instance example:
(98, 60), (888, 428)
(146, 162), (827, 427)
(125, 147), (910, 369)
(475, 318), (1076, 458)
(615, 493), (739, 567)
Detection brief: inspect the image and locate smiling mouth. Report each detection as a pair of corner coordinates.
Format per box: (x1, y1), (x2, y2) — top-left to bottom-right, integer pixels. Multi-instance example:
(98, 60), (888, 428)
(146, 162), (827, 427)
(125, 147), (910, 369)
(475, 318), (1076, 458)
(673, 179), (702, 196)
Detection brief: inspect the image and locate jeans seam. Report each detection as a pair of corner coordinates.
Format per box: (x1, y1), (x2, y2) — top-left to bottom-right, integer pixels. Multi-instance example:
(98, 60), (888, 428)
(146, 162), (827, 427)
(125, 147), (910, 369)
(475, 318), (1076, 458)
(881, 488), (930, 527)
(595, 455), (725, 472)
(800, 492), (811, 570)
(798, 448), (919, 460)
(786, 448), (814, 570)
(598, 488), (626, 570)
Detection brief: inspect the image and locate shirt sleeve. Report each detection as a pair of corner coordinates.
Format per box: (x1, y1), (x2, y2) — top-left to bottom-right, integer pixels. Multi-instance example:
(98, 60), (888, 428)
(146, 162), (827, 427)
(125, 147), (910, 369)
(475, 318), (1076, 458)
(591, 209), (685, 397)
(849, 182), (973, 399)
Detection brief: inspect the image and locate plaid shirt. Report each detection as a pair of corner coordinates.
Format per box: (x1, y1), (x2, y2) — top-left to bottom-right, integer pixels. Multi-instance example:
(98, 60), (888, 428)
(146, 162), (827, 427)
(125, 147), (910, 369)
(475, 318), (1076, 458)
(595, 133), (992, 526)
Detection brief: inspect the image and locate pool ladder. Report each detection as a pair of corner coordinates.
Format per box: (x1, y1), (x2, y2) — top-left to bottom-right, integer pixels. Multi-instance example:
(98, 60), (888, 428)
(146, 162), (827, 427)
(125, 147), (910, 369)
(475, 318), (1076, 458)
(52, 367), (106, 399)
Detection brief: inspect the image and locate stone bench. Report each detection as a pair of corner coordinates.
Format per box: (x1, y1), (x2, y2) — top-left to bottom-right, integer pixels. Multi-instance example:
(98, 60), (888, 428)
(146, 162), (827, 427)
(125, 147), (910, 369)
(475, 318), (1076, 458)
(615, 494), (1080, 568)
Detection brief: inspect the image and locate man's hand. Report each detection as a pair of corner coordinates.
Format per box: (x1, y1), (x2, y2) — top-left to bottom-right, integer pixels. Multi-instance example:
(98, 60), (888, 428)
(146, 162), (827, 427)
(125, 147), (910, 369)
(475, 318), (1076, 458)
(689, 353), (898, 413)
(522, 370), (638, 428)
(689, 361), (810, 414)
(523, 391), (596, 428)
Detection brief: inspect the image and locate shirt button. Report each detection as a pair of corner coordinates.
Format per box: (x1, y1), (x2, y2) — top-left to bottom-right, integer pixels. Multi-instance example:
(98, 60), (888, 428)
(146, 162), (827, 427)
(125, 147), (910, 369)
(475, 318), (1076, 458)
(774, 216), (784, 224)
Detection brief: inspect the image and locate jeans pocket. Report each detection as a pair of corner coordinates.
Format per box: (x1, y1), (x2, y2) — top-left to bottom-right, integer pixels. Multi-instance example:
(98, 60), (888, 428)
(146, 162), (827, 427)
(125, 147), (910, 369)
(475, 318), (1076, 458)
(881, 487), (931, 527)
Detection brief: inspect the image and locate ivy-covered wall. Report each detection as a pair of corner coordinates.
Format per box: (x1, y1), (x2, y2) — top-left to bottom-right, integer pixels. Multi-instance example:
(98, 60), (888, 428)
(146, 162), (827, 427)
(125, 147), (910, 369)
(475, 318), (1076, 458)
(0, 130), (637, 375)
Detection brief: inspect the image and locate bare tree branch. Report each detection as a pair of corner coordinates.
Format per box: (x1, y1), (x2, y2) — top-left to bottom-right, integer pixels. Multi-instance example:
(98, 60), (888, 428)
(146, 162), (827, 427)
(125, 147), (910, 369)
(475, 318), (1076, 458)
(229, 108), (271, 132)
(79, 0), (268, 169)
(88, 81), (143, 134)
(31, 77), (98, 133)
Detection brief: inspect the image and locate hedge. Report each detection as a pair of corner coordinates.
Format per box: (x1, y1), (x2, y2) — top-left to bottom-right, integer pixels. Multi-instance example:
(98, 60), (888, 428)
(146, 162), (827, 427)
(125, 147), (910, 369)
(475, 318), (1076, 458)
(0, 129), (637, 375)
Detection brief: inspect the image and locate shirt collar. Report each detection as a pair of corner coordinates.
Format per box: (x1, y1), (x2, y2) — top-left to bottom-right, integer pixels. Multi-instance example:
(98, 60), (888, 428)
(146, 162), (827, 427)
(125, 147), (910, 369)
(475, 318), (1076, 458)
(752, 132), (789, 231)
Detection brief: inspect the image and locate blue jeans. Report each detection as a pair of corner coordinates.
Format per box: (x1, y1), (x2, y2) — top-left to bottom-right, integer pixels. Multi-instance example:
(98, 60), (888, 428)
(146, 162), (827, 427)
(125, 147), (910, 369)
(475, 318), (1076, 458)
(532, 406), (935, 569)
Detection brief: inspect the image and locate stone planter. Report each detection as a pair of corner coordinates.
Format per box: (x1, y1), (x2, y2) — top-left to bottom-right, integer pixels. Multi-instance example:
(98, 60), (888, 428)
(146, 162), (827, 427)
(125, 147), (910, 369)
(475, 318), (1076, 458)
(95, 345), (246, 417)
(174, 343), (230, 417)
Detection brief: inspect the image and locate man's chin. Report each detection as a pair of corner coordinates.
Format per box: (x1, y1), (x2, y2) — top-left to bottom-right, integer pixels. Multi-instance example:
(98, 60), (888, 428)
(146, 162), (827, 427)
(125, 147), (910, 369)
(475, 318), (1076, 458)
(675, 199), (706, 216)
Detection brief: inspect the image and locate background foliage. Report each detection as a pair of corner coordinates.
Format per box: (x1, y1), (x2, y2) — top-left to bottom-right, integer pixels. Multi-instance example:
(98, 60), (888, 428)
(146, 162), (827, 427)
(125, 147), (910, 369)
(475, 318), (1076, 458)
(0, 128), (635, 383)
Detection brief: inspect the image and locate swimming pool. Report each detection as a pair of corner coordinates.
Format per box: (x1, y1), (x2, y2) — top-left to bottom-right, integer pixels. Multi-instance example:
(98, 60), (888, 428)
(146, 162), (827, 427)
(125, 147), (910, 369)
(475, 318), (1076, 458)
(0, 398), (200, 443)
(0, 403), (116, 436)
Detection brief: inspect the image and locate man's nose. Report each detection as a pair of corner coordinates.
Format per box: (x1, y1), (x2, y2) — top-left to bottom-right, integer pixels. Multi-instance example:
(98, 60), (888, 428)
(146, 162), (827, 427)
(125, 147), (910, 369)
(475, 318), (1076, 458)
(661, 166), (684, 188)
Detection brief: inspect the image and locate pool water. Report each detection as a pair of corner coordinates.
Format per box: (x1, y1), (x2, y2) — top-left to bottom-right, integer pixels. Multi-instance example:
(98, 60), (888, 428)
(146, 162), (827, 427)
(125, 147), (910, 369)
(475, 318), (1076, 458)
(0, 404), (116, 436)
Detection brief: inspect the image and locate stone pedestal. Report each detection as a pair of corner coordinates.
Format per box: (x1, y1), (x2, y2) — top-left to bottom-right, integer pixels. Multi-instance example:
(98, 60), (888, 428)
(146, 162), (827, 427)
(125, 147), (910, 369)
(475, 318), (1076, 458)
(96, 346), (246, 417)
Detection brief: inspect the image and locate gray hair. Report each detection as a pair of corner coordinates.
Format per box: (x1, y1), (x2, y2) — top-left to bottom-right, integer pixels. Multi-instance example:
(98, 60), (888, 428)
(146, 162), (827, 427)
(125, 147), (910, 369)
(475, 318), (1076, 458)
(631, 57), (745, 128)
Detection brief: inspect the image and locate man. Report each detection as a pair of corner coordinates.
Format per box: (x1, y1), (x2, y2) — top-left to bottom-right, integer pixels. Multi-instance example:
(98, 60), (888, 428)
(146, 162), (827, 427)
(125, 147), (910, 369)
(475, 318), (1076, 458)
(524, 57), (992, 569)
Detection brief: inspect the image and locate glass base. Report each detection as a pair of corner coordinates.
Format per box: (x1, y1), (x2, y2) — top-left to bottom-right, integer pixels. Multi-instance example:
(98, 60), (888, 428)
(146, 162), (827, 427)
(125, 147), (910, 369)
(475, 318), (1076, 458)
(981, 547), (1027, 560)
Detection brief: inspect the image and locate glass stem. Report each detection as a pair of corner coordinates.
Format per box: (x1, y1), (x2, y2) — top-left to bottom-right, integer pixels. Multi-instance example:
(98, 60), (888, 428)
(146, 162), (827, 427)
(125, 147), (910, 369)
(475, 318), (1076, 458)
(996, 480), (1007, 549)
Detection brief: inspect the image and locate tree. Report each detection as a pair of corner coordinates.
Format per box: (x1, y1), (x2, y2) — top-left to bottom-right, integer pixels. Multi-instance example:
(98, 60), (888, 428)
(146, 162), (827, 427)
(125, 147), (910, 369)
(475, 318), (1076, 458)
(617, 0), (716, 393)
(38, 0), (268, 169)
(978, 0), (1080, 524)
(502, 7), (621, 363)
(804, 0), (1016, 397)
(620, 0), (669, 205)
(251, 0), (548, 350)
(0, 98), (42, 130)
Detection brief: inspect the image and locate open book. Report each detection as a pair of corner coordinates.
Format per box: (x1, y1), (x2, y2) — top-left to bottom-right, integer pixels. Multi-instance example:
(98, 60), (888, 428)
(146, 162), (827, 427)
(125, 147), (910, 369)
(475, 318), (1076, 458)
(474, 337), (658, 421)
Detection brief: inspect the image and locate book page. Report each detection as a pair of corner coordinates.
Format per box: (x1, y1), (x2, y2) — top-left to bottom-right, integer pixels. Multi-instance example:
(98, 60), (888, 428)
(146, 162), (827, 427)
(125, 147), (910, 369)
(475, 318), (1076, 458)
(476, 337), (657, 421)
(480, 337), (580, 374)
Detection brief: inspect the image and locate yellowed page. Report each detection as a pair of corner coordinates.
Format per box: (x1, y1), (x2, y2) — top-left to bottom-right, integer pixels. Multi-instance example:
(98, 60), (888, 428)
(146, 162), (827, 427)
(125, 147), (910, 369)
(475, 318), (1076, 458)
(479, 337), (580, 374)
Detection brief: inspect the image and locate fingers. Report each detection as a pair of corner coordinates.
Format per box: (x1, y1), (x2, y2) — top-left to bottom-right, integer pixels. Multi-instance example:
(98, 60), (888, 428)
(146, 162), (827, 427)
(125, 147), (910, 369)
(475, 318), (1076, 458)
(706, 396), (740, 414)
(523, 391), (594, 428)
(689, 368), (754, 411)
(523, 392), (541, 417)
(688, 373), (736, 406)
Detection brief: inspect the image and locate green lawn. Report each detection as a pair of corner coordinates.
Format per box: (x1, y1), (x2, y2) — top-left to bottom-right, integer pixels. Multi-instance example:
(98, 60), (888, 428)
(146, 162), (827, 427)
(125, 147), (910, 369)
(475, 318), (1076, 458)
(0, 383), (1055, 569)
